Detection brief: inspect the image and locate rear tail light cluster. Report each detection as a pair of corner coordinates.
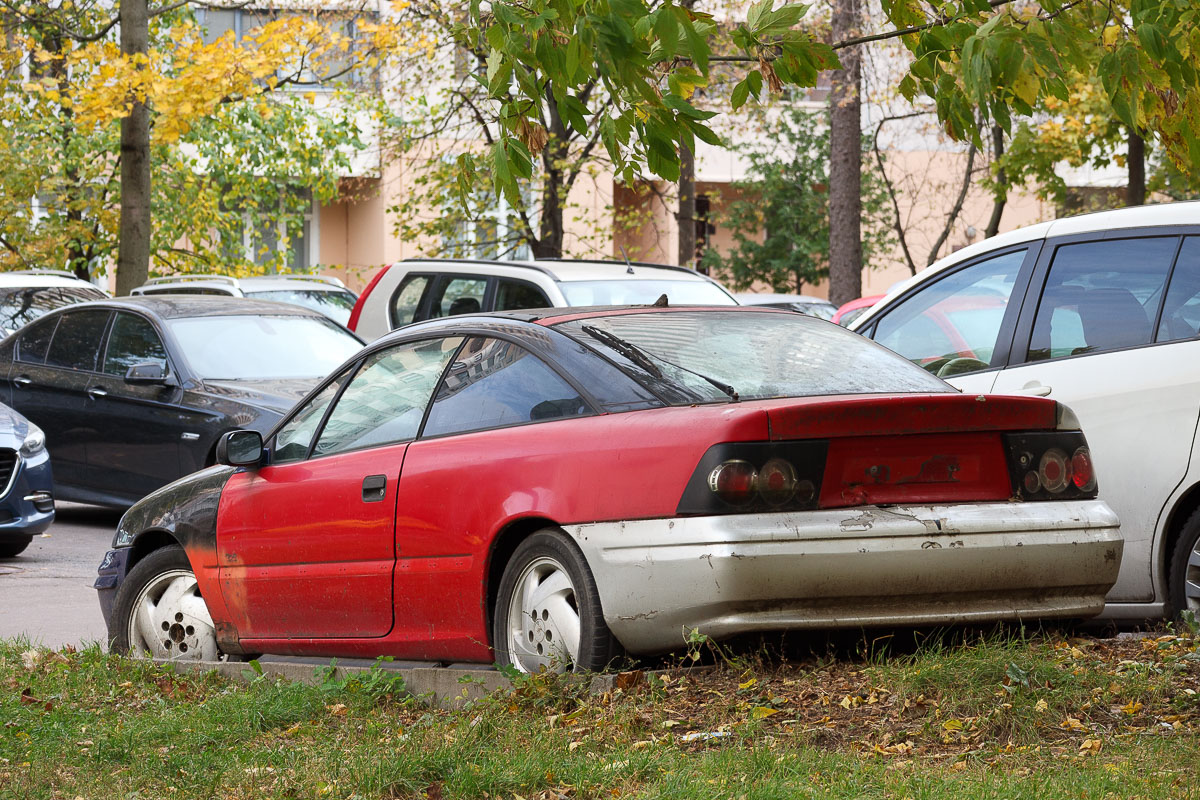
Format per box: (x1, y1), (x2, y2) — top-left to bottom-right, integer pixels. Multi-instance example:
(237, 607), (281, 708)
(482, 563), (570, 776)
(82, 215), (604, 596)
(1003, 431), (1098, 500)
(678, 429), (1099, 516)
(678, 442), (828, 515)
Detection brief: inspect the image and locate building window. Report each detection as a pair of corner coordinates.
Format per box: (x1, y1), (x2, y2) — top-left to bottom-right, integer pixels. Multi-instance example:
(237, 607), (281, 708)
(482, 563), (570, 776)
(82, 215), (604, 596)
(194, 7), (367, 88)
(222, 188), (316, 271)
(443, 183), (533, 261)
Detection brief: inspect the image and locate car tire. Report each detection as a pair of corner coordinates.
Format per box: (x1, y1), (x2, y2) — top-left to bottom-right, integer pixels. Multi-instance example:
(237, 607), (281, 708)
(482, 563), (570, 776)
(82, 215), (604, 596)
(492, 529), (618, 673)
(0, 538), (31, 558)
(110, 544), (227, 661)
(1167, 508), (1200, 618)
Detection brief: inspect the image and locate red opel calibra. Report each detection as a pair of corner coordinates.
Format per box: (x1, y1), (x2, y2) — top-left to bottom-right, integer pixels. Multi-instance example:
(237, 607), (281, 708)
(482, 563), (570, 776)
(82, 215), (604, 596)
(96, 306), (1121, 672)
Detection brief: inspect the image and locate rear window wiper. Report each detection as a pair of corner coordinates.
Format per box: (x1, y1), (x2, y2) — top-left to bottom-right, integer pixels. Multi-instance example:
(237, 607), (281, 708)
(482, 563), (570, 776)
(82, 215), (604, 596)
(580, 324), (739, 402)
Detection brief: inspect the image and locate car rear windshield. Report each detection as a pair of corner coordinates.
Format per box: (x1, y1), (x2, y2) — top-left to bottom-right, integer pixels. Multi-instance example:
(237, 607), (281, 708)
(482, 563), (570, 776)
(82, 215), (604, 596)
(558, 279), (736, 307)
(555, 310), (952, 404)
(245, 289), (358, 325)
(167, 315), (361, 380)
(0, 286), (106, 332)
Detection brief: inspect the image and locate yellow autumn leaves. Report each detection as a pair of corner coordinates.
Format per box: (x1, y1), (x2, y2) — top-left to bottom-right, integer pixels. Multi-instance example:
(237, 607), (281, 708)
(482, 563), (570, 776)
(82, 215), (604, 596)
(18, 14), (431, 145)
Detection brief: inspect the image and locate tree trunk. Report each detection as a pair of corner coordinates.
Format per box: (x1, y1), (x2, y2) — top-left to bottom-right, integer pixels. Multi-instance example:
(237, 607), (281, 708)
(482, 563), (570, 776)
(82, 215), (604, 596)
(677, 144), (696, 268)
(827, 0), (862, 308)
(984, 124), (1006, 239)
(1126, 128), (1145, 207)
(115, 0), (151, 296)
(533, 90), (566, 258)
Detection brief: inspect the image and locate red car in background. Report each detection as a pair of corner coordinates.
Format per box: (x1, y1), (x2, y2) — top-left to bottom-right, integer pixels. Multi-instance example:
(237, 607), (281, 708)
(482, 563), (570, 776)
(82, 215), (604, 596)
(96, 306), (1121, 672)
(833, 294), (885, 326)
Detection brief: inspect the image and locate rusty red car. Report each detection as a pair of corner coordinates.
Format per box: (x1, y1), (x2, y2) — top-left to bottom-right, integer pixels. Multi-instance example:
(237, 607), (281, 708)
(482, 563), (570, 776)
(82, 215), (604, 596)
(96, 305), (1122, 672)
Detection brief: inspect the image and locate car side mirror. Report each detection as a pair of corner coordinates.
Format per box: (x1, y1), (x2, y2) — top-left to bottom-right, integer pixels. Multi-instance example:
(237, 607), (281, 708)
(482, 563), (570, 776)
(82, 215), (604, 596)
(216, 430), (263, 467)
(125, 362), (171, 385)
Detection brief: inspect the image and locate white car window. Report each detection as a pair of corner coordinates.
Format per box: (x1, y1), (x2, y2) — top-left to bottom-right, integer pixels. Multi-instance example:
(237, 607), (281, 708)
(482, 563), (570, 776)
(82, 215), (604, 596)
(1157, 236), (1200, 343)
(1027, 237), (1177, 362)
(872, 249), (1026, 375)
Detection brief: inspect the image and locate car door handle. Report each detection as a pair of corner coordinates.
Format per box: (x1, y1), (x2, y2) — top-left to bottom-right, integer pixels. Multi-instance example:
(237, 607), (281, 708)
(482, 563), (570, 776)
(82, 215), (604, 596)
(87, 387), (108, 399)
(362, 474), (387, 503)
(1021, 384), (1052, 397)
(13, 376), (31, 387)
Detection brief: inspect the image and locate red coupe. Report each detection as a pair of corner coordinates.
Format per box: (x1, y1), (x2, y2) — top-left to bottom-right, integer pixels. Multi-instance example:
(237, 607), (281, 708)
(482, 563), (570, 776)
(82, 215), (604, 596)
(96, 306), (1121, 672)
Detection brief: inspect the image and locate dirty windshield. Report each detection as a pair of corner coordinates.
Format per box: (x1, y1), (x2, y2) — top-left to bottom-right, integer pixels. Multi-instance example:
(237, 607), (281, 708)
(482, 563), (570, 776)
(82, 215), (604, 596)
(555, 310), (952, 404)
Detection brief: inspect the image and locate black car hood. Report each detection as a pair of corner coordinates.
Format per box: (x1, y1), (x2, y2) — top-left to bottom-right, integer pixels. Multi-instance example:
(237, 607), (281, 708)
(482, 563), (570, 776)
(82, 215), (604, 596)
(199, 378), (318, 414)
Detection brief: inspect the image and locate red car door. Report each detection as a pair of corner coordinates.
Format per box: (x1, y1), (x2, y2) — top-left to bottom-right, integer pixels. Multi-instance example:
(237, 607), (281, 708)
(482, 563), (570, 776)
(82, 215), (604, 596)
(216, 336), (465, 640)
(216, 444), (405, 639)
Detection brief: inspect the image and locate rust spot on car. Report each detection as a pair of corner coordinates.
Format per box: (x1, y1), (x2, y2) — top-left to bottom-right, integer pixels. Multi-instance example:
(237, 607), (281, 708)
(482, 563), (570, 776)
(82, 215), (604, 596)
(1105, 549), (1118, 563)
(922, 541), (942, 550)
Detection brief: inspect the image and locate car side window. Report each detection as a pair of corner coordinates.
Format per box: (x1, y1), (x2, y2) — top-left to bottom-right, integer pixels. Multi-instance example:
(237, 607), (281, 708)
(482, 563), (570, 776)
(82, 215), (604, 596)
(1027, 237), (1177, 361)
(311, 337), (464, 457)
(15, 316), (59, 364)
(272, 371), (353, 464)
(496, 279), (550, 311)
(422, 337), (592, 438)
(44, 310), (111, 372)
(1156, 236), (1200, 343)
(390, 275), (431, 328)
(430, 277), (487, 318)
(872, 249), (1026, 375)
(103, 313), (169, 376)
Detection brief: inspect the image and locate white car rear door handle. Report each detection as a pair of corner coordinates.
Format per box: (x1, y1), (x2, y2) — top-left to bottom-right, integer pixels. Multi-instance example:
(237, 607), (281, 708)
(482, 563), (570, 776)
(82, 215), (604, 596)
(1021, 383), (1052, 396)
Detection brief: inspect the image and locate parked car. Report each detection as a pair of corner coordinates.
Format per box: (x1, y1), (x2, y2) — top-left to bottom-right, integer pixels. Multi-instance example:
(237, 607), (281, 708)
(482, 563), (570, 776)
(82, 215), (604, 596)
(0, 401), (55, 558)
(0, 270), (108, 337)
(734, 293), (837, 320)
(97, 305), (1120, 670)
(832, 294), (884, 326)
(1, 296), (362, 508)
(132, 274), (359, 326)
(850, 201), (1200, 619)
(347, 258), (738, 339)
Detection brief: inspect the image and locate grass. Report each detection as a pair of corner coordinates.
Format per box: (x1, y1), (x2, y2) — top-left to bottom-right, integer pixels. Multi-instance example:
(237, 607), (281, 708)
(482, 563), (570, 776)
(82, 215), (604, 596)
(1, 627), (1198, 799)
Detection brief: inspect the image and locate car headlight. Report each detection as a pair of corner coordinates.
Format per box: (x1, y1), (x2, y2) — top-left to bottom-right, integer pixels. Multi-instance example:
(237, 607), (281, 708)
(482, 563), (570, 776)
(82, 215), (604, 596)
(19, 425), (45, 458)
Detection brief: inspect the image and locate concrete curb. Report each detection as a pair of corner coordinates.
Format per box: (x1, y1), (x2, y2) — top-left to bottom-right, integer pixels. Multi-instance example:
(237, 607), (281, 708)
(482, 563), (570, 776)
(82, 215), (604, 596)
(153, 659), (714, 708)
(156, 659), (512, 708)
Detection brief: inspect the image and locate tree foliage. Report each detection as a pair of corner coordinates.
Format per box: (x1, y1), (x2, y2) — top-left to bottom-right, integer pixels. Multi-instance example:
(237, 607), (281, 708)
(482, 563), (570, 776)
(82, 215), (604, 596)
(700, 105), (892, 292)
(0, 2), (400, 281)
(464, 0), (1200, 203)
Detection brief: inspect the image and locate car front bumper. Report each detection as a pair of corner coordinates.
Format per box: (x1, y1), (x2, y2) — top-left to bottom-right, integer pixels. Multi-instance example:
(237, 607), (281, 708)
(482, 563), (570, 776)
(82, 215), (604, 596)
(0, 450), (55, 544)
(567, 500), (1122, 655)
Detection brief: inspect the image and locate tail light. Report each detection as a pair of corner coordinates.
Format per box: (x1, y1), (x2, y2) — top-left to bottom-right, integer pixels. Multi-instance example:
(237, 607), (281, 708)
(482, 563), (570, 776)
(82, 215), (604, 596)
(346, 265), (390, 332)
(677, 442), (827, 515)
(1003, 432), (1098, 501)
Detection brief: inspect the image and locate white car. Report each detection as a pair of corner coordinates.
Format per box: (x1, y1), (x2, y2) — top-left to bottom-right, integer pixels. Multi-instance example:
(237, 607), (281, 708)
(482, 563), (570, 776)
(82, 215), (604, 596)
(850, 201), (1200, 620)
(0, 270), (107, 337)
(132, 274), (358, 326)
(347, 258), (738, 340)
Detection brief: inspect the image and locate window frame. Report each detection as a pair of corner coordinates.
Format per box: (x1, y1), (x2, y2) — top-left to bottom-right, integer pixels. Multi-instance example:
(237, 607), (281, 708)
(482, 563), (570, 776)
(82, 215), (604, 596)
(99, 311), (176, 380)
(417, 334), (598, 440)
(266, 336), (467, 464)
(1008, 227), (1200, 367)
(860, 242), (1041, 375)
(41, 309), (115, 374)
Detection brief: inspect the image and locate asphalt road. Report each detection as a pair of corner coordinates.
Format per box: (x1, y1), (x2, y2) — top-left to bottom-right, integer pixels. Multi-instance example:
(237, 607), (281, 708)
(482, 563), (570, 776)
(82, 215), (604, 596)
(0, 502), (119, 649)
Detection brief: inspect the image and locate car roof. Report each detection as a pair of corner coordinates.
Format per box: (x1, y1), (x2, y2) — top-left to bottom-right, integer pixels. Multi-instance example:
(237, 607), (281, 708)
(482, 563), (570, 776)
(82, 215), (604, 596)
(0, 273), (104, 290)
(65, 295), (329, 320)
(236, 276), (353, 292)
(398, 257), (716, 283)
(853, 200), (1200, 329)
(135, 274), (349, 292)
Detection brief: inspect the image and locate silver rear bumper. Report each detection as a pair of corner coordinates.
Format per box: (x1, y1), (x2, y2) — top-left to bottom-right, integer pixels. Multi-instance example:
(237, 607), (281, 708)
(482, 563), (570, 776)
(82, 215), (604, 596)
(567, 500), (1122, 654)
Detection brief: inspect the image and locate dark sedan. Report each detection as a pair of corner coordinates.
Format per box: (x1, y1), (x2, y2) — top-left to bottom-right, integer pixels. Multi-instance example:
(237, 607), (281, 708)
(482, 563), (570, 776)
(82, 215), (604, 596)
(0, 401), (54, 557)
(0, 296), (362, 508)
